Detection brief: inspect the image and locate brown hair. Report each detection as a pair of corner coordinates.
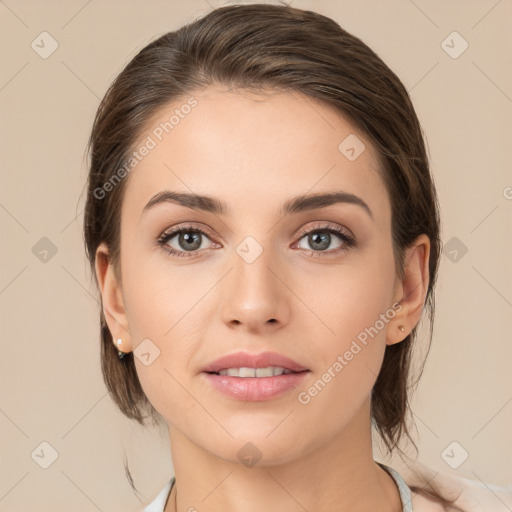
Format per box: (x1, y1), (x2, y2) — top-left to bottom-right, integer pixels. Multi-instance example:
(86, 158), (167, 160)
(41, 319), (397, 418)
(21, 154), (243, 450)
(83, 3), (459, 509)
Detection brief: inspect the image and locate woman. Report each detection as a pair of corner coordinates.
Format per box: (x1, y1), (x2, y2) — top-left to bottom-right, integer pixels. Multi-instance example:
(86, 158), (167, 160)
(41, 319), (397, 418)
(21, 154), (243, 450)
(83, 3), (510, 511)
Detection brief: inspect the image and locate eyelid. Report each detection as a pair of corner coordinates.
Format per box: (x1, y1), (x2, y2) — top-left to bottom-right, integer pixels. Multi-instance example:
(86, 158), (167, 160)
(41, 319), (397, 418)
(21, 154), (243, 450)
(158, 221), (353, 241)
(294, 220), (354, 240)
(157, 222), (217, 243)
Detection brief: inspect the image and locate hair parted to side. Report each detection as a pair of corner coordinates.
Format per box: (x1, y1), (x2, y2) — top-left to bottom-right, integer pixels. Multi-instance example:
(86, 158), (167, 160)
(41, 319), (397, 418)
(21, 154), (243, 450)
(83, 3), (462, 509)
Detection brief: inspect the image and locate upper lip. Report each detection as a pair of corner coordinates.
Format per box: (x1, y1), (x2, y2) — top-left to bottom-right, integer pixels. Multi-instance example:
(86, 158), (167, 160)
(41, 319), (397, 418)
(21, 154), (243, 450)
(202, 351), (309, 373)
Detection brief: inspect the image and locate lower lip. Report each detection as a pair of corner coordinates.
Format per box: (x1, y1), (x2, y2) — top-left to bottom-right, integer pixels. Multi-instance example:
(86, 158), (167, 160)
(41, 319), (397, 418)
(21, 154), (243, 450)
(201, 371), (310, 401)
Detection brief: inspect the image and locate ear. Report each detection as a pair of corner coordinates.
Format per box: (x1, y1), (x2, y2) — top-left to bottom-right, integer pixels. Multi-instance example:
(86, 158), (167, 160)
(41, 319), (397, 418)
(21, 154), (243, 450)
(94, 242), (132, 353)
(386, 234), (430, 346)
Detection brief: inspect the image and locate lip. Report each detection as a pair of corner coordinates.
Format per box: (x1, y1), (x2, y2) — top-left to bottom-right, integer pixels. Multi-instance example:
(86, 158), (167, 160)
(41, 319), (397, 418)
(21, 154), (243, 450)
(201, 351), (309, 374)
(201, 371), (309, 401)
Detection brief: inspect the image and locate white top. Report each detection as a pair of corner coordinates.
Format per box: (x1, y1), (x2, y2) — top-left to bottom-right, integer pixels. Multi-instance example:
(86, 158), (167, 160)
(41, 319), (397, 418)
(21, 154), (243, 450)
(142, 479), (173, 512)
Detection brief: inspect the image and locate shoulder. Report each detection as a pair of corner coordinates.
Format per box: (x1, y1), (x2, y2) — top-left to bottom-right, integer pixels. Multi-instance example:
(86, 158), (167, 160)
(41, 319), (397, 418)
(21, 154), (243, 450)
(141, 478), (173, 512)
(410, 489), (446, 512)
(402, 461), (512, 512)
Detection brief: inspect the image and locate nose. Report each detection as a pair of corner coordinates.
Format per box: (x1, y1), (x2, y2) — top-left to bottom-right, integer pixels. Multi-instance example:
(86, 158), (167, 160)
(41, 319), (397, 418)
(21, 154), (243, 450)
(220, 244), (290, 334)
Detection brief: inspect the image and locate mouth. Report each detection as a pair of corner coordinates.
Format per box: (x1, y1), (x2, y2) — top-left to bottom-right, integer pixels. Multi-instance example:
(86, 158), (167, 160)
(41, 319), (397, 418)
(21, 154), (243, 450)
(200, 351), (310, 400)
(201, 350), (309, 375)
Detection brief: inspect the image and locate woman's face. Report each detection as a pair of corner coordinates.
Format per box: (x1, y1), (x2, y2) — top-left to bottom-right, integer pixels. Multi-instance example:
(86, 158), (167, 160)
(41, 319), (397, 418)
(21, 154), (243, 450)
(107, 85), (409, 465)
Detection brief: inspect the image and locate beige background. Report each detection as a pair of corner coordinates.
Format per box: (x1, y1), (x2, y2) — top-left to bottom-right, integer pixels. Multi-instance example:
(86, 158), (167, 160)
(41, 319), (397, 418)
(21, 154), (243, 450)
(1, 0), (511, 510)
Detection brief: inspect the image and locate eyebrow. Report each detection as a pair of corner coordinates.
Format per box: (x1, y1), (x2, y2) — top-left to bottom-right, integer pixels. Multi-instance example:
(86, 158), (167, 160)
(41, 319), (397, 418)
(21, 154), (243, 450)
(142, 190), (373, 220)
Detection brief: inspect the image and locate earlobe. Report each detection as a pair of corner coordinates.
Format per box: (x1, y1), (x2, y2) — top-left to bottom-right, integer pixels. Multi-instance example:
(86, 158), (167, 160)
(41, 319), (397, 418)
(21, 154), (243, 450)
(94, 242), (132, 352)
(386, 234), (430, 346)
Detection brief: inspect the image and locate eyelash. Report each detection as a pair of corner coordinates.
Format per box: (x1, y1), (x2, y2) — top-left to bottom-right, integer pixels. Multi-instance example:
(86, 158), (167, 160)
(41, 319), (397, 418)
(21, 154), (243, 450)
(156, 222), (356, 259)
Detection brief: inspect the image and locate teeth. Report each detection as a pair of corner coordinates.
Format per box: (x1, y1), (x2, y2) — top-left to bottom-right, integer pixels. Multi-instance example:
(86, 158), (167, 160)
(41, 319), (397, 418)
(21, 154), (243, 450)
(218, 366), (293, 377)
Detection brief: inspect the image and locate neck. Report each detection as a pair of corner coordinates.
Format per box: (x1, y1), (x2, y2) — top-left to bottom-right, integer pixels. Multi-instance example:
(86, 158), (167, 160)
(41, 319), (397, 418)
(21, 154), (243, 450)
(165, 397), (402, 512)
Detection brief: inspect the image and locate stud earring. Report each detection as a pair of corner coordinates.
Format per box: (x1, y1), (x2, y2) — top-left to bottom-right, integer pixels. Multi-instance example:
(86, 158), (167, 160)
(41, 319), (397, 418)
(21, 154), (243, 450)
(116, 338), (127, 359)
(399, 326), (405, 332)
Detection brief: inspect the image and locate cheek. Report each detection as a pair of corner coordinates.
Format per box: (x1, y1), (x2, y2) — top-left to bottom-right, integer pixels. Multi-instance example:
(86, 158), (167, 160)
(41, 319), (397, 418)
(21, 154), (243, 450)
(292, 247), (395, 408)
(121, 234), (207, 340)
(120, 250), (217, 416)
(296, 242), (396, 350)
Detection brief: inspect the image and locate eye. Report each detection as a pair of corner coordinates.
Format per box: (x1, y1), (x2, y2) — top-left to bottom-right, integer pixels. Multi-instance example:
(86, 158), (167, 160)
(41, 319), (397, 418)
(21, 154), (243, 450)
(157, 225), (217, 258)
(293, 222), (355, 257)
(157, 222), (356, 259)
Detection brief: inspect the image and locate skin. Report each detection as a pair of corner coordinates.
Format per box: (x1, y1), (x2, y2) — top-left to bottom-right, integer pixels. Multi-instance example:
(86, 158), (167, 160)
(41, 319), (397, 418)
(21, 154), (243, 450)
(95, 85), (432, 511)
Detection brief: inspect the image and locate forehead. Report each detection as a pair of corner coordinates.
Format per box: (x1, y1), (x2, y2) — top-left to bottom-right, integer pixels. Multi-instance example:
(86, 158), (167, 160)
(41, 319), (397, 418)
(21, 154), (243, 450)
(123, 85), (390, 222)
